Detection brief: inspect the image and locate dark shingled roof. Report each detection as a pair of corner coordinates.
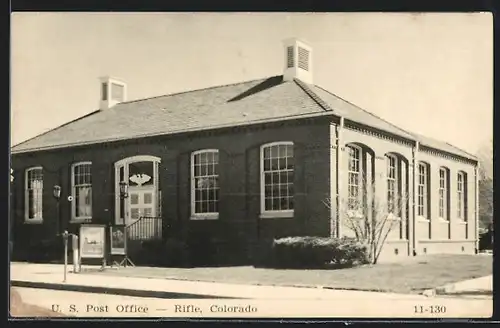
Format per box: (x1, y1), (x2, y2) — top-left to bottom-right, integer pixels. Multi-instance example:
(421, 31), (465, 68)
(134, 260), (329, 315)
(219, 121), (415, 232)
(11, 75), (477, 161)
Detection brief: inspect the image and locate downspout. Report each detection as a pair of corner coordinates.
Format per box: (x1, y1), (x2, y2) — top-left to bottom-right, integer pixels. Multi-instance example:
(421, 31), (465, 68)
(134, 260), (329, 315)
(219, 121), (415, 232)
(336, 117), (345, 238)
(475, 162), (479, 253)
(411, 141), (419, 256)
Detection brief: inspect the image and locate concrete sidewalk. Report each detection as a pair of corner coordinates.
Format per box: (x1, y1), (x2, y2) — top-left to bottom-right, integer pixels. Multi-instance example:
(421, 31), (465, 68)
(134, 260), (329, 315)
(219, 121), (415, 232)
(10, 262), (444, 300)
(427, 275), (493, 299)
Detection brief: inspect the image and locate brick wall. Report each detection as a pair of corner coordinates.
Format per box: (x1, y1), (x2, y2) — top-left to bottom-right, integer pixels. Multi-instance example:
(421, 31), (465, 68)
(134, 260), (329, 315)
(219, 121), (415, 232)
(11, 118), (332, 264)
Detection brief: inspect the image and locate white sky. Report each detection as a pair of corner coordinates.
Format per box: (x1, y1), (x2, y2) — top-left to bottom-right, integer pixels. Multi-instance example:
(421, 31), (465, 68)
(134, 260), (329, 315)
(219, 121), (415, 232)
(10, 12), (493, 154)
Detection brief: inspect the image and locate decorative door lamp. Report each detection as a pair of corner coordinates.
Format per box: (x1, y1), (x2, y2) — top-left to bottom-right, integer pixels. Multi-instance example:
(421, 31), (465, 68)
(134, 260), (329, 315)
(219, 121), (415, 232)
(119, 181), (129, 199)
(53, 185), (62, 200)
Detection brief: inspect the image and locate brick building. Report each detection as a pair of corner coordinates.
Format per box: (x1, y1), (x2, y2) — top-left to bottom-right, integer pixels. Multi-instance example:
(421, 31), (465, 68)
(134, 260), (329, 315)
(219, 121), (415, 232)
(10, 38), (479, 264)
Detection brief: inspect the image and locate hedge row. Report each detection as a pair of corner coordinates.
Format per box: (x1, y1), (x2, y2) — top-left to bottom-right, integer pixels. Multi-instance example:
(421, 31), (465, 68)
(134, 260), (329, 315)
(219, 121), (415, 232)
(261, 236), (370, 269)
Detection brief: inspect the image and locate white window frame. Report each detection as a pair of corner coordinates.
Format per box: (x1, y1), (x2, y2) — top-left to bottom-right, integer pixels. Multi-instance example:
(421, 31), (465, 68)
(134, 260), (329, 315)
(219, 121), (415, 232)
(71, 161), (93, 223)
(260, 141), (294, 219)
(457, 171), (467, 222)
(438, 167), (449, 222)
(190, 149), (220, 220)
(114, 155), (161, 225)
(24, 166), (43, 223)
(346, 145), (364, 214)
(386, 154), (400, 216)
(417, 162), (429, 221)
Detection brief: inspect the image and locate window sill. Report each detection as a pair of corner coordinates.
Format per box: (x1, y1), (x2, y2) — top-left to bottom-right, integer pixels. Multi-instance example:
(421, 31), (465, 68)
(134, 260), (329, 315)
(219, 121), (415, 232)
(438, 218), (450, 224)
(417, 216), (430, 223)
(259, 211), (294, 219)
(24, 219), (43, 225)
(457, 220), (468, 225)
(419, 239), (471, 243)
(190, 214), (219, 221)
(70, 218), (92, 224)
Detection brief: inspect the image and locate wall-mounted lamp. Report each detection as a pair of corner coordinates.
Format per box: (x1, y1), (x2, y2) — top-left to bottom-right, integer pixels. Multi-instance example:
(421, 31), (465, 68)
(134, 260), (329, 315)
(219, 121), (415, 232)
(119, 181), (129, 199)
(53, 185), (62, 200)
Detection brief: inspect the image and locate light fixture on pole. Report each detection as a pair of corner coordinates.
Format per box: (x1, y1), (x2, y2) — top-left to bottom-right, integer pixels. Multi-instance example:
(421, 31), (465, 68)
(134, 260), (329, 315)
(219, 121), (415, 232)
(53, 185), (62, 200)
(118, 180), (134, 268)
(53, 185), (62, 235)
(119, 181), (129, 199)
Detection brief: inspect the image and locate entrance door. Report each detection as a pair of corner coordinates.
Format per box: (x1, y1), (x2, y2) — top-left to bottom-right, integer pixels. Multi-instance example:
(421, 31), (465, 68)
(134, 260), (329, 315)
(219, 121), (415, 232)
(128, 186), (156, 223)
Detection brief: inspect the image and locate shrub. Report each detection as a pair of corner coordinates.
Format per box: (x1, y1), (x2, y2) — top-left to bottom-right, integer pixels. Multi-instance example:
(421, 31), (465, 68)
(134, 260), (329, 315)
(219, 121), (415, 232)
(270, 236), (369, 269)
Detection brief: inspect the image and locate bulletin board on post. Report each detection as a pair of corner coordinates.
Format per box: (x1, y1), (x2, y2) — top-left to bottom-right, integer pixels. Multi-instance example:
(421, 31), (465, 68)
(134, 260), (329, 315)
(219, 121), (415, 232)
(109, 225), (135, 268)
(110, 225), (126, 256)
(79, 224), (106, 269)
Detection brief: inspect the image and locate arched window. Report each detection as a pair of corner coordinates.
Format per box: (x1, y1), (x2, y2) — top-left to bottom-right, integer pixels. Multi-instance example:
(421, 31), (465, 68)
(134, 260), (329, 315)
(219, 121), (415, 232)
(25, 166), (43, 222)
(417, 162), (430, 219)
(260, 142), (294, 217)
(191, 149), (219, 218)
(114, 155), (161, 225)
(346, 145), (363, 211)
(438, 167), (450, 221)
(457, 171), (468, 221)
(71, 161), (92, 222)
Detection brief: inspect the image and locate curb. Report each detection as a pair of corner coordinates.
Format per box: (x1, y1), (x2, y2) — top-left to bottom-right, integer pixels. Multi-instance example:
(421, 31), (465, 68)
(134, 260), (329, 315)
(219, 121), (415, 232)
(422, 285), (455, 297)
(11, 280), (239, 300)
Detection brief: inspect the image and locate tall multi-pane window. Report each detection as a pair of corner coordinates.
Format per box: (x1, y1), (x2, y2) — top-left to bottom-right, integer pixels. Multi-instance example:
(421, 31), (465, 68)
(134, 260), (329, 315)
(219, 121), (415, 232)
(191, 150), (219, 216)
(417, 162), (429, 218)
(347, 145), (362, 211)
(386, 155), (399, 213)
(71, 162), (92, 221)
(438, 167), (449, 220)
(261, 142), (294, 215)
(457, 172), (467, 221)
(25, 167), (43, 222)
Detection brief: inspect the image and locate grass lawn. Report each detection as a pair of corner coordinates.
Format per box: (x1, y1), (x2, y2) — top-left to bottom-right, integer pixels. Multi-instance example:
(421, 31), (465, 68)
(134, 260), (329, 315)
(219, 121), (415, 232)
(94, 254), (492, 294)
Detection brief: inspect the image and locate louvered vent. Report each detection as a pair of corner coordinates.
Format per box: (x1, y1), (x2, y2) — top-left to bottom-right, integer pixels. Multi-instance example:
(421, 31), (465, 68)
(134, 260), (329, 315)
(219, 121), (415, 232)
(298, 47), (309, 71)
(111, 83), (125, 102)
(101, 83), (108, 101)
(287, 46), (294, 68)
(283, 38), (312, 84)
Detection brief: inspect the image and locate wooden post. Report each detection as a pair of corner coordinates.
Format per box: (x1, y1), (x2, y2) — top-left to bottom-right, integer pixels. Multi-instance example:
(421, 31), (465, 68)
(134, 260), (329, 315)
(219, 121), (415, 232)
(72, 235), (79, 273)
(63, 231), (68, 282)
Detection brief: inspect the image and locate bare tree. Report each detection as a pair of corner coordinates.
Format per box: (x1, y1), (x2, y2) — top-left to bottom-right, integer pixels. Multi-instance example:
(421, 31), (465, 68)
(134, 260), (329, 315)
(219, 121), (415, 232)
(324, 171), (409, 264)
(477, 138), (493, 230)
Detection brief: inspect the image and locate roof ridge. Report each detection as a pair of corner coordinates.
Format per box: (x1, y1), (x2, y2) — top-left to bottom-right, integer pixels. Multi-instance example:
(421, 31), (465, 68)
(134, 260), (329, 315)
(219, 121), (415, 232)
(11, 76), (281, 150)
(121, 75), (282, 105)
(314, 85), (477, 160)
(418, 134), (478, 159)
(314, 84), (413, 137)
(293, 78), (332, 112)
(11, 109), (101, 149)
